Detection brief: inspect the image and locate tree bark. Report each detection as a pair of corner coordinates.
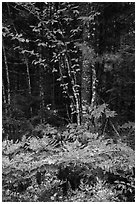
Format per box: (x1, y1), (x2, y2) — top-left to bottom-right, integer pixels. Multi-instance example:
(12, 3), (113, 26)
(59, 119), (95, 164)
(39, 71), (45, 123)
(81, 57), (92, 105)
(91, 63), (97, 106)
(2, 81), (6, 104)
(81, 17), (97, 123)
(65, 54), (81, 125)
(2, 80), (8, 116)
(39, 3), (45, 123)
(2, 40), (11, 106)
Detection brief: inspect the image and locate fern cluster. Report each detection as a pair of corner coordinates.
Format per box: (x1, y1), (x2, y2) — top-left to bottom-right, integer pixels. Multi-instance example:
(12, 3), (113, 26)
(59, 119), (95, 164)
(2, 123), (135, 202)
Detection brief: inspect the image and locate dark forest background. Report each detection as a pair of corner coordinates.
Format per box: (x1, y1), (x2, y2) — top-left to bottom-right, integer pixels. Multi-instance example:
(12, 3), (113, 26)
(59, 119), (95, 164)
(2, 2), (135, 202)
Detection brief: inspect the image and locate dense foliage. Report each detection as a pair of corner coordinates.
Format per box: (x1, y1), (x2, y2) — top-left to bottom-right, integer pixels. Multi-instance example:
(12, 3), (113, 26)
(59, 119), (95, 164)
(2, 123), (135, 202)
(2, 2), (135, 202)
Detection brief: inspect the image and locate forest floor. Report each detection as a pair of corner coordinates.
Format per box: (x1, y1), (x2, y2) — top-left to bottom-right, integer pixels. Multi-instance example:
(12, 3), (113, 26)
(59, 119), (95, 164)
(2, 123), (135, 202)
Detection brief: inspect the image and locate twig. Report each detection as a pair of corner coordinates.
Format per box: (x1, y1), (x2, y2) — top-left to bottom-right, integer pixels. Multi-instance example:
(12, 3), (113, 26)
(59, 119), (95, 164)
(110, 119), (120, 137)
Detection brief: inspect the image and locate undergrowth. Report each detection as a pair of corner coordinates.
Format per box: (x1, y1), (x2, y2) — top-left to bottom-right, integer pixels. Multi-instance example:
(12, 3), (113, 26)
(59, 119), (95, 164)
(2, 122), (135, 202)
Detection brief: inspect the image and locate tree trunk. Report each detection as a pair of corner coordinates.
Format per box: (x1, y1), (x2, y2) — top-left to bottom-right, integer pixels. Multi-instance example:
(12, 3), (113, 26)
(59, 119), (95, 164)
(81, 57), (92, 105)
(39, 71), (45, 123)
(65, 54), (81, 125)
(24, 56), (32, 117)
(24, 57), (31, 96)
(2, 40), (11, 106)
(39, 4), (45, 123)
(91, 63), (97, 106)
(81, 18), (97, 124)
(2, 81), (6, 104)
(2, 80), (8, 115)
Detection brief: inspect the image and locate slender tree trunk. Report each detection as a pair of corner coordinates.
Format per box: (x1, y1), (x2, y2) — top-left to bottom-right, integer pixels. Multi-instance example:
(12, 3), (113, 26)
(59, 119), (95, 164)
(81, 20), (92, 124)
(91, 63), (97, 106)
(53, 3), (81, 125)
(81, 19), (97, 124)
(2, 41), (11, 141)
(2, 40), (11, 106)
(39, 71), (45, 123)
(81, 57), (92, 105)
(58, 56), (72, 123)
(2, 80), (8, 115)
(2, 81), (6, 104)
(2, 81), (9, 141)
(65, 54), (81, 125)
(39, 3), (45, 123)
(24, 56), (32, 116)
(24, 57), (31, 96)
(81, 42), (92, 123)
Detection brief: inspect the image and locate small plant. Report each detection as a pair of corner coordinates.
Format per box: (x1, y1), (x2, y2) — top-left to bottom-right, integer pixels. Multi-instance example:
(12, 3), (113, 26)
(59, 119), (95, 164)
(118, 121), (135, 149)
(82, 103), (118, 136)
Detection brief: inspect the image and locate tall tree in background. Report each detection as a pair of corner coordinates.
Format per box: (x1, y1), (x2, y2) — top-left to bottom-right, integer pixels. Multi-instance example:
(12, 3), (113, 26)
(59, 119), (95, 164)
(78, 3), (99, 124)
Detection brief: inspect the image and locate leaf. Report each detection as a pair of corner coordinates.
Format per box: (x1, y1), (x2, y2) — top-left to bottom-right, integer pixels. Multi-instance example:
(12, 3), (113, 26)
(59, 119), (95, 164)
(38, 42), (47, 47)
(56, 29), (62, 35)
(52, 68), (58, 73)
(119, 122), (135, 129)
(105, 110), (117, 118)
(57, 77), (62, 81)
(73, 9), (79, 15)
(71, 64), (79, 68)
